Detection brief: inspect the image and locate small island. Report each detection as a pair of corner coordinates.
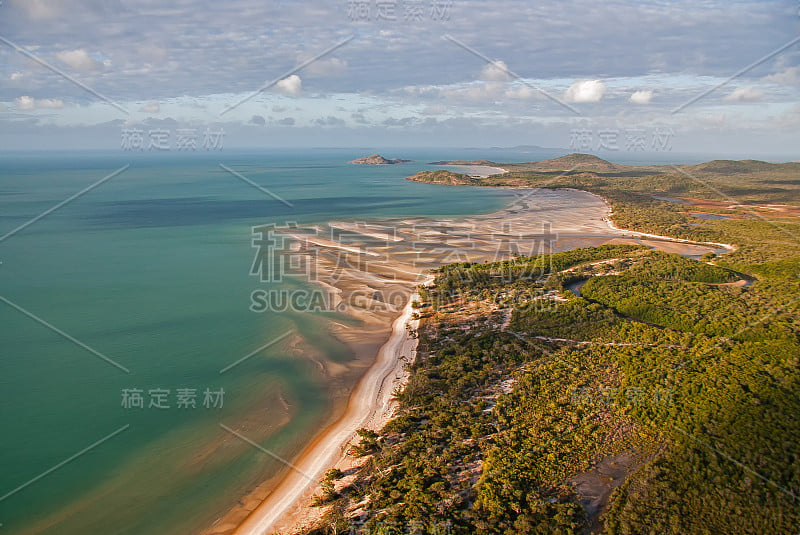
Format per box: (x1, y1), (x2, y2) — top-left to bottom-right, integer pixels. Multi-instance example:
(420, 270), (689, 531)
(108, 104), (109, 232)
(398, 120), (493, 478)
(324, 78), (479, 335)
(349, 154), (412, 165)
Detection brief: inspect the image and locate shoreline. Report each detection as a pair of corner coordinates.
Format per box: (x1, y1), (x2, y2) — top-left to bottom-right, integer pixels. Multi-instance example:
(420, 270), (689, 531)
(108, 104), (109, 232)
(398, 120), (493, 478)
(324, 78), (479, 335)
(231, 284), (427, 535)
(218, 186), (729, 535)
(438, 164), (508, 177)
(574, 189), (738, 253)
(602, 214), (735, 253)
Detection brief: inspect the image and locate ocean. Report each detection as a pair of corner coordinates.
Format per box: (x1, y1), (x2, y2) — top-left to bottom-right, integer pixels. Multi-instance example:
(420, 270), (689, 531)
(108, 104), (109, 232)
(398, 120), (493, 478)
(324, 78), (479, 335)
(0, 149), (524, 534)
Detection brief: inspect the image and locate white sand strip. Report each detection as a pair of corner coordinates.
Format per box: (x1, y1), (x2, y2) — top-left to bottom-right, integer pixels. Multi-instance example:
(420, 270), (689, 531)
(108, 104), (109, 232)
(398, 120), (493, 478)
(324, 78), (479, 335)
(439, 164), (508, 177)
(233, 287), (424, 535)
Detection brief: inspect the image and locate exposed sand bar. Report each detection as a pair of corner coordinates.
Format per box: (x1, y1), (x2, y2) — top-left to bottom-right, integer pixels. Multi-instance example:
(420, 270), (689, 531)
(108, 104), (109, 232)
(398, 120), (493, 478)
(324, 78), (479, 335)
(216, 187), (727, 535)
(284, 233), (383, 257)
(328, 222), (405, 242)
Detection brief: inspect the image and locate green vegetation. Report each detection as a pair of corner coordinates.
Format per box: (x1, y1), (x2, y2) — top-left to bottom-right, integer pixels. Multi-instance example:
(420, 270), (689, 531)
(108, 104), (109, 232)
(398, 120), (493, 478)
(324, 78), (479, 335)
(409, 155), (800, 268)
(306, 157), (800, 534)
(405, 169), (481, 185)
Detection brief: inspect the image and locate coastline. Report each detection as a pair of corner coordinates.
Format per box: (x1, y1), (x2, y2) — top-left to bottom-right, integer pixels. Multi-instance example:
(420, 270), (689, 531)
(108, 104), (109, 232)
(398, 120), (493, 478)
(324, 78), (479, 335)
(602, 214), (736, 253)
(231, 284), (427, 535)
(215, 186), (729, 535)
(438, 164), (508, 177)
(575, 188), (738, 254)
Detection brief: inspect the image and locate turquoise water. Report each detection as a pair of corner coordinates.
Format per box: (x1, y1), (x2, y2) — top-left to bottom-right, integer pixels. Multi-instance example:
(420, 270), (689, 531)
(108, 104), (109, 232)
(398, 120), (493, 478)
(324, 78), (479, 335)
(0, 149), (519, 534)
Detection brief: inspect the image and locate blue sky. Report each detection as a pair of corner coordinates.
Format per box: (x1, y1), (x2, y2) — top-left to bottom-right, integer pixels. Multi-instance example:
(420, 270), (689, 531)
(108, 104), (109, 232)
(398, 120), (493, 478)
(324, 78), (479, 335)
(1, 0), (799, 156)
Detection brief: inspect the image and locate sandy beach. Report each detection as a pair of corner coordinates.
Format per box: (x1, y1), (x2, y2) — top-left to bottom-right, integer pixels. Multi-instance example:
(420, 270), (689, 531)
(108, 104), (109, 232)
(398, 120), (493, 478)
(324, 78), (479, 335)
(232, 286), (425, 535)
(209, 187), (726, 535)
(439, 164), (508, 177)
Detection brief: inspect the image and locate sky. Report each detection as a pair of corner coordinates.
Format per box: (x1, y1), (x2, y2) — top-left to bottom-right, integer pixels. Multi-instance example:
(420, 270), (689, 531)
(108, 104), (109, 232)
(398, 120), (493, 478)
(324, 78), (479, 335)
(1, 0), (799, 157)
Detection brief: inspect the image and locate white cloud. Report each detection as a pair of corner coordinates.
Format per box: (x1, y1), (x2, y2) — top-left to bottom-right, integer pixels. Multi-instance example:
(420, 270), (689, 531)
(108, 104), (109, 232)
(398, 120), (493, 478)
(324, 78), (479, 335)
(698, 112), (727, 127)
(401, 78), (540, 105)
(275, 75), (302, 96)
(723, 86), (763, 102)
(564, 80), (606, 103)
(37, 98), (64, 109)
(762, 66), (800, 87)
(139, 101), (160, 113)
(55, 49), (104, 72)
(629, 90), (653, 104)
(422, 105), (447, 115)
(773, 103), (800, 129)
(1, 0), (796, 155)
(15, 96), (36, 110)
(10, 72), (24, 81)
(505, 84), (536, 100)
(14, 96), (64, 110)
(439, 82), (502, 103)
(314, 115), (345, 126)
(304, 57), (348, 77)
(480, 60), (512, 82)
